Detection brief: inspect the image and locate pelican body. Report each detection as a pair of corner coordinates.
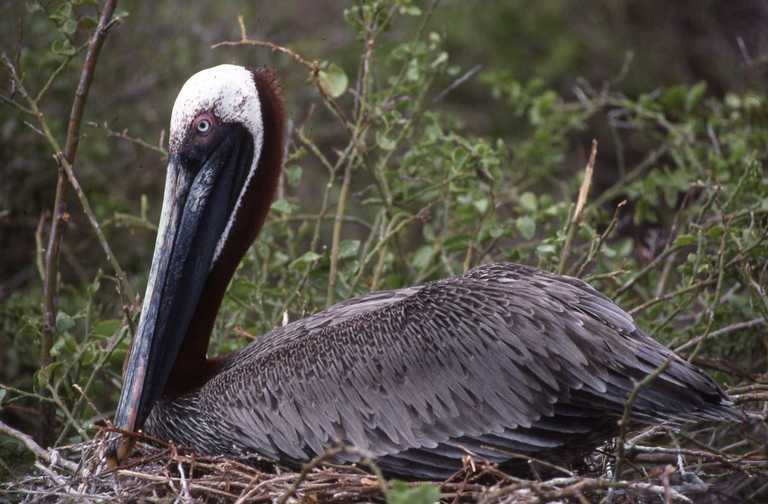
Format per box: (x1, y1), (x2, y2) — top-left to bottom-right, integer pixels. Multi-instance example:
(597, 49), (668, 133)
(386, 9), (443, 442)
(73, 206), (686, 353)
(109, 65), (737, 479)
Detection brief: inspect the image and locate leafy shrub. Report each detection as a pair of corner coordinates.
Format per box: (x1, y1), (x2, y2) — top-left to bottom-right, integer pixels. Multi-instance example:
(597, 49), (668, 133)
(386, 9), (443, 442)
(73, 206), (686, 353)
(1, 0), (767, 491)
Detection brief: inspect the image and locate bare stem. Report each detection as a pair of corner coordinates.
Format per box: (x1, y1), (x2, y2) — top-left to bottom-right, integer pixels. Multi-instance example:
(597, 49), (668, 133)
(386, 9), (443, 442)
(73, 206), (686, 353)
(326, 159), (355, 307)
(0, 419), (78, 473)
(558, 140), (597, 274)
(613, 358), (672, 481)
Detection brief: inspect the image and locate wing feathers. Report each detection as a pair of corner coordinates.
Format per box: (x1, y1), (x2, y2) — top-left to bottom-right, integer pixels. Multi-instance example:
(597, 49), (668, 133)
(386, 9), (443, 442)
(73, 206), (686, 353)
(149, 262), (735, 478)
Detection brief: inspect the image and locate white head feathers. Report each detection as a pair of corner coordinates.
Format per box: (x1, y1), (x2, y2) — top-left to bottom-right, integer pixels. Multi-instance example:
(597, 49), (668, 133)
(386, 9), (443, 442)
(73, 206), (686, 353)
(169, 64), (265, 265)
(170, 64), (264, 156)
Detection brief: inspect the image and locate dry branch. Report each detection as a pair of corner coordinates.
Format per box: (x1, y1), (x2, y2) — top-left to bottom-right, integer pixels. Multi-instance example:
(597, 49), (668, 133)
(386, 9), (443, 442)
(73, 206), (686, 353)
(558, 140), (597, 274)
(0, 419), (78, 473)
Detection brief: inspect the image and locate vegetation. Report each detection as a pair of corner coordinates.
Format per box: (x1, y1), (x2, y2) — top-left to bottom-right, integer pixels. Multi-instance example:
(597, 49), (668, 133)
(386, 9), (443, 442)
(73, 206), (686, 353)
(1, 0), (767, 501)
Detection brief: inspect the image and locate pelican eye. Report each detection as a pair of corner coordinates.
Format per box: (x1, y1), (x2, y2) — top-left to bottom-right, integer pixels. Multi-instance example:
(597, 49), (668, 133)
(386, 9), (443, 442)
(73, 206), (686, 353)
(196, 119), (212, 134)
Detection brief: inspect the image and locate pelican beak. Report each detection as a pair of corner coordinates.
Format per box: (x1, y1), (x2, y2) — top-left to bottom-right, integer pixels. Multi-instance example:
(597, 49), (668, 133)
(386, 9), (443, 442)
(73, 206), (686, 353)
(107, 124), (253, 467)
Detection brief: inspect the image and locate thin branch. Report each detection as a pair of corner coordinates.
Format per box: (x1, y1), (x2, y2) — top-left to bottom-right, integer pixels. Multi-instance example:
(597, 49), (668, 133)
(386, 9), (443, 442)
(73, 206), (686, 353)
(326, 159), (355, 307)
(35, 43), (88, 104)
(687, 226), (729, 361)
(675, 317), (767, 354)
(213, 15), (351, 129)
(0, 419), (78, 473)
(613, 358), (672, 481)
(574, 199), (626, 278)
(432, 64), (483, 103)
(558, 140), (597, 274)
(628, 279), (715, 315)
(87, 120), (168, 157)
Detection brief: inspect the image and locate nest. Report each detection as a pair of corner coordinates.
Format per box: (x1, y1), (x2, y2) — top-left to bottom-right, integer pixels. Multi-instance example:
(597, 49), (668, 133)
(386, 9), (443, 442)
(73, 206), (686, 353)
(3, 416), (768, 503)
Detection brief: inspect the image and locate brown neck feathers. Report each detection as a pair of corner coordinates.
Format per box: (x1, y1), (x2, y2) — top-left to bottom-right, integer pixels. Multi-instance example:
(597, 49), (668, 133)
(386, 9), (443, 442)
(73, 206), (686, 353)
(166, 68), (285, 395)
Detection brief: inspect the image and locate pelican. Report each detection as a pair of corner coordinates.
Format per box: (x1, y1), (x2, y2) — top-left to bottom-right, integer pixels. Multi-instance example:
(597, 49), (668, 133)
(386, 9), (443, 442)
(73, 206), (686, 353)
(108, 64), (737, 479)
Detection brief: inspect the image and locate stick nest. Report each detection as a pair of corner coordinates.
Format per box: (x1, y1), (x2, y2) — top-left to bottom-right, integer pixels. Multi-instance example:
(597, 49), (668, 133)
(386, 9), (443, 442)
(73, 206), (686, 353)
(3, 416), (767, 503)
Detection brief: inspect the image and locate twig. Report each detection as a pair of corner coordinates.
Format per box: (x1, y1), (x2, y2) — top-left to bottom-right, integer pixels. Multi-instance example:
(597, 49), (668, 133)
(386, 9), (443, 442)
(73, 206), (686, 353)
(213, 15), (351, 129)
(687, 227), (729, 361)
(574, 199), (626, 277)
(276, 445), (360, 504)
(34, 213), (47, 282)
(615, 246), (686, 298)
(675, 317), (766, 354)
(0, 419), (78, 473)
(628, 279), (715, 316)
(87, 120), (168, 157)
(732, 392), (768, 404)
(613, 358), (672, 481)
(35, 43), (88, 104)
(212, 16), (316, 69)
(558, 140), (597, 274)
(326, 156), (357, 307)
(55, 152), (134, 304)
(432, 64), (483, 103)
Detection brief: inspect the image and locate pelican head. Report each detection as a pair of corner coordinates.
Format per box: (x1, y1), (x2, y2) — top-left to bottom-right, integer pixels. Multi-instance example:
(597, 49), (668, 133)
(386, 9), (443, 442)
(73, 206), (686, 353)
(108, 65), (283, 465)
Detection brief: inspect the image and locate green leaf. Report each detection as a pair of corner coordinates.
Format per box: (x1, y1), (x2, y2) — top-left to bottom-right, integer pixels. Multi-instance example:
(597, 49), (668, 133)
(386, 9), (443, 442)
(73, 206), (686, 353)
(0, 388), (6, 405)
(92, 319), (122, 338)
(387, 481), (440, 504)
(660, 85), (686, 110)
(50, 333), (74, 357)
(686, 81), (707, 111)
(725, 93), (741, 109)
(520, 191), (538, 212)
(226, 277), (257, 300)
(290, 250), (322, 269)
(412, 245), (434, 270)
(49, 2), (72, 24)
(51, 36), (77, 56)
(271, 198), (293, 214)
(399, 5), (422, 16)
(79, 16), (98, 30)
(56, 311), (76, 333)
(339, 239), (360, 259)
(602, 243), (617, 258)
(431, 51), (448, 68)
(707, 225), (724, 239)
(82, 344), (98, 366)
(285, 165), (303, 187)
(26, 1), (42, 14)
(36, 362), (60, 389)
(443, 234), (468, 252)
(62, 18), (77, 35)
(318, 63), (348, 98)
(376, 131), (397, 151)
(673, 234), (696, 247)
(473, 197), (489, 214)
(515, 216), (536, 240)
(536, 243), (557, 256)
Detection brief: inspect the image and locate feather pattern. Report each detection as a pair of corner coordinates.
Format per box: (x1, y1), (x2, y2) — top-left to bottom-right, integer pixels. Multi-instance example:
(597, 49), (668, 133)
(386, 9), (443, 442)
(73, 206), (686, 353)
(145, 262), (737, 478)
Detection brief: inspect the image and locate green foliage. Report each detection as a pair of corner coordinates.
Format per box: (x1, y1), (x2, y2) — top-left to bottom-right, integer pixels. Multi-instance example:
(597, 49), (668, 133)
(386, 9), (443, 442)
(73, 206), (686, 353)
(2, 0), (768, 488)
(387, 480), (440, 504)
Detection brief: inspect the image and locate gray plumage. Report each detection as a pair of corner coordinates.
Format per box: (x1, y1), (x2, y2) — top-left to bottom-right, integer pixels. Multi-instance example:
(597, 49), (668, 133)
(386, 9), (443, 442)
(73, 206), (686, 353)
(145, 262), (737, 479)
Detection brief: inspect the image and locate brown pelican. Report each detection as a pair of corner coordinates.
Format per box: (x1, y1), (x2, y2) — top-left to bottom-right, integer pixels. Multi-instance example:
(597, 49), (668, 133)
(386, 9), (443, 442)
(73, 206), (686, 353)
(108, 64), (737, 479)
